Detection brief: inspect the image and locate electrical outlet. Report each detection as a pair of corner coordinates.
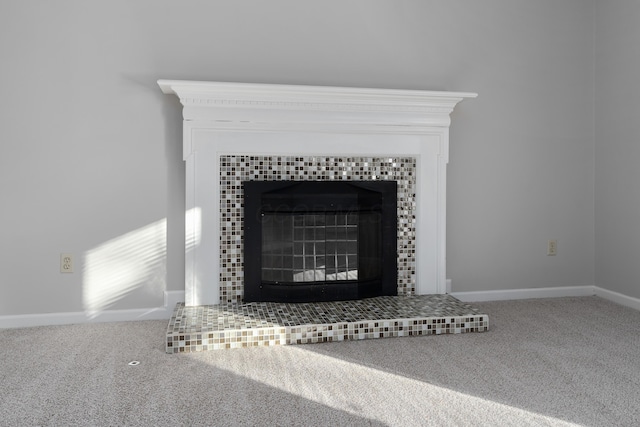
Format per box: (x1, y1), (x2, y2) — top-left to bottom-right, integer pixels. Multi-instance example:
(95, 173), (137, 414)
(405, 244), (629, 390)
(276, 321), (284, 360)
(60, 253), (74, 273)
(547, 240), (557, 256)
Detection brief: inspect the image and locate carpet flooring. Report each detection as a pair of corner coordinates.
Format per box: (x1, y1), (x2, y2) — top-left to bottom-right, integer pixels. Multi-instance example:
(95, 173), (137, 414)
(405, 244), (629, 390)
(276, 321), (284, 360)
(1, 296), (639, 426)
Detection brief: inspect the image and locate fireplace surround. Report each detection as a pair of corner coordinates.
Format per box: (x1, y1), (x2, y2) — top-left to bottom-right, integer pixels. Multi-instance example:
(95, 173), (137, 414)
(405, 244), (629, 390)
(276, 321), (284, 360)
(221, 154), (416, 304)
(158, 80), (476, 306)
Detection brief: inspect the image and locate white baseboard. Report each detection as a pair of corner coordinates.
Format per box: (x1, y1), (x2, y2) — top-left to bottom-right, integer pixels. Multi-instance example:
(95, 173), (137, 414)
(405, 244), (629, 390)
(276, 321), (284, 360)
(593, 287), (640, 311)
(0, 290), (185, 329)
(451, 285), (640, 312)
(4, 285), (640, 329)
(450, 285), (596, 302)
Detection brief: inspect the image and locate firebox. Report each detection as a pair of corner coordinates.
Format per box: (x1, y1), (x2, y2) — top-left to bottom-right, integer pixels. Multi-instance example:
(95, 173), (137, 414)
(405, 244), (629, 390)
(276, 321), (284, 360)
(243, 180), (397, 303)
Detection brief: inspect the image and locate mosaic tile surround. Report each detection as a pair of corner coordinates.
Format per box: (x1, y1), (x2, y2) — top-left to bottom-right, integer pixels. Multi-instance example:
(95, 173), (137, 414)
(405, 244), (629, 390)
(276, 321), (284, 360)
(166, 295), (489, 353)
(219, 155), (417, 303)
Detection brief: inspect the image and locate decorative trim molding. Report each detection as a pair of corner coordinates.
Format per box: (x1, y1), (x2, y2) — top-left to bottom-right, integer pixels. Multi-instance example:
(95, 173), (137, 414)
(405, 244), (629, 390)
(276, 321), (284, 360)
(5, 286), (639, 328)
(450, 286), (596, 302)
(158, 80), (477, 117)
(180, 97), (455, 114)
(451, 285), (640, 312)
(593, 287), (640, 311)
(159, 80), (477, 139)
(0, 291), (184, 329)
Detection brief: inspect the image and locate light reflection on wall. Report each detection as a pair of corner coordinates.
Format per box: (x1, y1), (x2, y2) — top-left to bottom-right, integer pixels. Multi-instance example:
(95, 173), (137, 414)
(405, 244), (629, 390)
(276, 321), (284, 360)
(82, 208), (200, 316)
(185, 207), (201, 252)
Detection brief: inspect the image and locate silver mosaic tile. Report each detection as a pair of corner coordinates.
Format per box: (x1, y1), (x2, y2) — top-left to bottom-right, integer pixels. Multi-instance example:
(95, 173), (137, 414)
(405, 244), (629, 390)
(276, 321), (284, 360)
(219, 155), (417, 303)
(166, 295), (489, 353)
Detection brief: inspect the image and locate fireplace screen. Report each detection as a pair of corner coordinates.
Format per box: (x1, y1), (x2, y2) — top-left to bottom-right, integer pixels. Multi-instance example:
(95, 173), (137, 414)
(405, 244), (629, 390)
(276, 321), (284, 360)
(244, 181), (397, 303)
(261, 212), (384, 283)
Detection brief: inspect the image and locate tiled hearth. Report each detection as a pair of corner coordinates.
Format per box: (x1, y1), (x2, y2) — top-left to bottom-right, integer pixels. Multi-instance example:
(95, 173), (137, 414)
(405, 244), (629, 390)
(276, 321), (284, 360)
(166, 295), (489, 353)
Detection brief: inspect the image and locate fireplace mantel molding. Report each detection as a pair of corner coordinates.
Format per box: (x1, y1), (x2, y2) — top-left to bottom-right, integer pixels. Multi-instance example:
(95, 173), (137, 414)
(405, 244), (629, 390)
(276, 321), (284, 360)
(159, 80), (476, 306)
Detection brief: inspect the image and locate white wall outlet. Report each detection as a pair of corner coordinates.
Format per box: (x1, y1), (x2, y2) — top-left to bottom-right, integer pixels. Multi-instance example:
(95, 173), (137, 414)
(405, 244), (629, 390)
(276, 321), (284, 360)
(60, 253), (74, 273)
(547, 240), (557, 256)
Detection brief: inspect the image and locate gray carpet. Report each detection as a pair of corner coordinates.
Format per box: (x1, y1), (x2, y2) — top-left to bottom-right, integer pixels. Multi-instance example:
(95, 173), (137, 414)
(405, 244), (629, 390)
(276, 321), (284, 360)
(1, 296), (639, 426)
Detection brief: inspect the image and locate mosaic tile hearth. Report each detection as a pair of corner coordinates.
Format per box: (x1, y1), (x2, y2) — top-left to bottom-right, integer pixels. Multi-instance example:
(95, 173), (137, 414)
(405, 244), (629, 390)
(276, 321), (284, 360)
(166, 295), (489, 353)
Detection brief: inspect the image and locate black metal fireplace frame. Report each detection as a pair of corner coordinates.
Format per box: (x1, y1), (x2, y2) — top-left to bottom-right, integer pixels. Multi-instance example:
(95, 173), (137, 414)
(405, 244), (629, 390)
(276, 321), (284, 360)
(243, 180), (398, 303)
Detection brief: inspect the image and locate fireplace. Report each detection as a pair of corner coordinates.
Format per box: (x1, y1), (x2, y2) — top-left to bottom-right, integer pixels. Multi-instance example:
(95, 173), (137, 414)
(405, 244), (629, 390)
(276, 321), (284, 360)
(157, 80), (476, 306)
(243, 180), (397, 302)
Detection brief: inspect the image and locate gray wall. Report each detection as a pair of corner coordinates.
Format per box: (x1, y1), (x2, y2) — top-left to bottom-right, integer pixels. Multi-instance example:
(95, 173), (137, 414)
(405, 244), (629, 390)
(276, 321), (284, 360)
(595, 1), (640, 299)
(0, 0), (598, 316)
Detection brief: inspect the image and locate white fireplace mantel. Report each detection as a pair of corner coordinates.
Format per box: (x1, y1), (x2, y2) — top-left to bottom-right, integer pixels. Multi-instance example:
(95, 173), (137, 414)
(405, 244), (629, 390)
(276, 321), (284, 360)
(159, 80), (476, 306)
